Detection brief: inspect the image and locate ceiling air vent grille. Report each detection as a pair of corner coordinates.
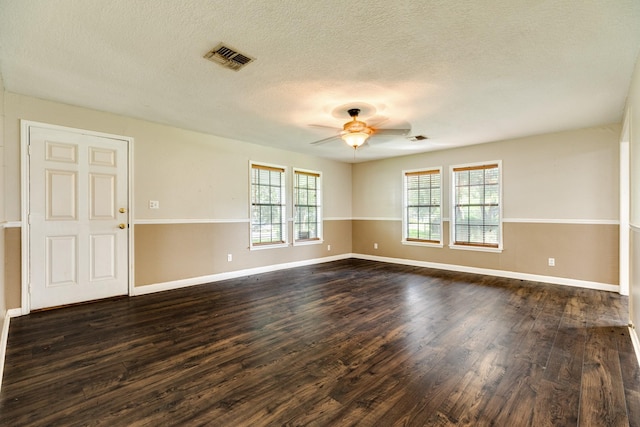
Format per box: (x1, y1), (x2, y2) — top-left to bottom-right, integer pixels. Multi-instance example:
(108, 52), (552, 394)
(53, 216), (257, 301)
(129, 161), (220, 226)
(204, 43), (255, 71)
(407, 135), (428, 142)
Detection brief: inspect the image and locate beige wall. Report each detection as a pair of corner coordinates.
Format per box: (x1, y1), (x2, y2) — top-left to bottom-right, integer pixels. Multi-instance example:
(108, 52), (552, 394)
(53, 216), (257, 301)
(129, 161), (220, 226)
(354, 125), (620, 221)
(4, 93), (352, 221)
(135, 220), (351, 286)
(352, 125), (621, 286)
(4, 228), (19, 309)
(628, 53), (640, 334)
(354, 220), (618, 285)
(2, 93), (352, 306)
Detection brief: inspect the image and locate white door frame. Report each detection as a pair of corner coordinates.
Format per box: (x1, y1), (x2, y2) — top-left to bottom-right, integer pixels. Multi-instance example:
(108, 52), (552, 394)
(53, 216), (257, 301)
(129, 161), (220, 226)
(20, 120), (135, 314)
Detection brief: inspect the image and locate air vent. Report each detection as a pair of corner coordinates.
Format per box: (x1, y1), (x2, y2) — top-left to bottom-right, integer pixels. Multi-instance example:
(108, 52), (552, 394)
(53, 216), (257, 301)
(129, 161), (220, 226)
(407, 135), (428, 142)
(203, 43), (255, 71)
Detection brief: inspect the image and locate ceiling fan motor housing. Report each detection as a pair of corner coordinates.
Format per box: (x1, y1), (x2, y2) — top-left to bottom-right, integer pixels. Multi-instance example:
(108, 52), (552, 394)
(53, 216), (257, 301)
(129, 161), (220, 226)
(343, 109), (372, 135)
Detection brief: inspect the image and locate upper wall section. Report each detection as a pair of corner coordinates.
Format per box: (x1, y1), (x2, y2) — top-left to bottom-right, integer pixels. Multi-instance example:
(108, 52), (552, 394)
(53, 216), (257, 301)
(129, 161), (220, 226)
(3, 93), (352, 221)
(353, 125), (621, 221)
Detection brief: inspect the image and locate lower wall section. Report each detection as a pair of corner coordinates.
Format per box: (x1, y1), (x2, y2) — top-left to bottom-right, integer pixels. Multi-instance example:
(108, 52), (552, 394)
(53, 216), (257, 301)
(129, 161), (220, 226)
(353, 220), (619, 286)
(134, 220), (352, 287)
(4, 219), (619, 309)
(4, 227), (21, 310)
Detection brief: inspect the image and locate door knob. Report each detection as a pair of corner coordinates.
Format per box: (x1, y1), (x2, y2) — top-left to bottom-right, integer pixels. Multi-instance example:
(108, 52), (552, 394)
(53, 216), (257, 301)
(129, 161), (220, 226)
(119, 223), (126, 229)
(119, 208), (126, 213)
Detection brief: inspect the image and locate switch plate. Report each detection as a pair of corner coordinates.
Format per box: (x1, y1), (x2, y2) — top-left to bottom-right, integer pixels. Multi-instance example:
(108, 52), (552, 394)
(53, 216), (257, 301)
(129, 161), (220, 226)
(227, 253), (233, 262)
(149, 200), (160, 209)
(374, 243), (378, 249)
(548, 257), (555, 267)
(327, 244), (331, 251)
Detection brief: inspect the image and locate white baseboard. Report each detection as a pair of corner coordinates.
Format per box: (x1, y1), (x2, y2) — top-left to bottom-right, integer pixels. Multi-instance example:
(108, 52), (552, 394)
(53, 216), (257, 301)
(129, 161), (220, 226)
(352, 253), (619, 292)
(134, 252), (618, 297)
(132, 253), (354, 296)
(0, 314), (8, 393)
(630, 325), (640, 368)
(0, 309), (20, 393)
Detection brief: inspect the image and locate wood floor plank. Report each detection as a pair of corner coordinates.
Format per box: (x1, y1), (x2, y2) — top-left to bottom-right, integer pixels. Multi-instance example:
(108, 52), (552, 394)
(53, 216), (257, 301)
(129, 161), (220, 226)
(1, 259), (638, 426)
(579, 326), (630, 426)
(441, 344), (511, 426)
(615, 327), (640, 427)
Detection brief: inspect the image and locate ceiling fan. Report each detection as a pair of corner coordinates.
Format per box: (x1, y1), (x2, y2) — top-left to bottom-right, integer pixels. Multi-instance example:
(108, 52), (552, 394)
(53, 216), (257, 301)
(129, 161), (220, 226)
(309, 108), (411, 149)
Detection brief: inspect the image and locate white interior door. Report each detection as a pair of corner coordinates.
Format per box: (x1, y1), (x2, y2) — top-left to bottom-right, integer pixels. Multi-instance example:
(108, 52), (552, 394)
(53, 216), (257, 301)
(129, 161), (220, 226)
(28, 125), (129, 310)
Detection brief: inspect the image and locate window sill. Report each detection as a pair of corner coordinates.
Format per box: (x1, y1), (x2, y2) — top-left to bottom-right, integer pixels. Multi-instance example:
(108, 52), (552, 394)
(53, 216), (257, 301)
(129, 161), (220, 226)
(293, 239), (324, 247)
(449, 244), (503, 253)
(250, 242), (289, 251)
(402, 240), (443, 248)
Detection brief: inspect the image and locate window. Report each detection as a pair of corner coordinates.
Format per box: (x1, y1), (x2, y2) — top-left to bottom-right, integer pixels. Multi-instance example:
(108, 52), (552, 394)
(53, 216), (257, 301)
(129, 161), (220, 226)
(451, 162), (501, 250)
(250, 163), (287, 248)
(403, 168), (442, 245)
(294, 169), (322, 243)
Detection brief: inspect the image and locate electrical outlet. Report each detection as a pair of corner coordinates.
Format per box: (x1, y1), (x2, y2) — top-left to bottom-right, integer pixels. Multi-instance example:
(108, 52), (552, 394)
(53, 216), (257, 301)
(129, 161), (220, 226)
(548, 257), (555, 267)
(149, 200), (159, 209)
(227, 253), (233, 262)
(327, 244), (331, 251)
(374, 243), (378, 249)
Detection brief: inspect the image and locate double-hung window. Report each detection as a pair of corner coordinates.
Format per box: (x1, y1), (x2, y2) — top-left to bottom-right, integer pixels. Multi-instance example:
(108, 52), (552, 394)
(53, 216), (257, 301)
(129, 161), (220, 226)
(403, 168), (442, 245)
(250, 162), (287, 248)
(293, 169), (322, 244)
(451, 162), (502, 251)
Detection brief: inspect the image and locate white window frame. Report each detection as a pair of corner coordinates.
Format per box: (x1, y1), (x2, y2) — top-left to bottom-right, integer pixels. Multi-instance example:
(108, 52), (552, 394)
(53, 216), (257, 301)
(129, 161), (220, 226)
(293, 168), (323, 246)
(450, 160), (503, 253)
(402, 167), (443, 247)
(249, 161), (288, 250)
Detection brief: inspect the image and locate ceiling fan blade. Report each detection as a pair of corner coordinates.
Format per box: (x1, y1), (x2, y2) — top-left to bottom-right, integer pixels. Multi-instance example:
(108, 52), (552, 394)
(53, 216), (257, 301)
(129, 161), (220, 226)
(309, 124), (340, 130)
(310, 134), (340, 145)
(374, 128), (411, 136)
(367, 116), (390, 128)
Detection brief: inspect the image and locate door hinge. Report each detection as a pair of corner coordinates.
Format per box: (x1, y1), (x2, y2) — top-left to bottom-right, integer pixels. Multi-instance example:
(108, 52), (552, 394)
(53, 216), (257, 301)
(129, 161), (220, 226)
(28, 143), (32, 156)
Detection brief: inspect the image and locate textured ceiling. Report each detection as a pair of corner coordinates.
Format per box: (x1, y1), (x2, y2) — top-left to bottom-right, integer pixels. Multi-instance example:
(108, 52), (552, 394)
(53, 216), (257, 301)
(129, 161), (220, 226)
(1, 0), (639, 163)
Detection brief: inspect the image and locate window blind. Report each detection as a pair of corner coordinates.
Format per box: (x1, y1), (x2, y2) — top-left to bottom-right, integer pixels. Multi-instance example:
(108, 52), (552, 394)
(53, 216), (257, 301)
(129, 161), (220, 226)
(405, 169), (441, 244)
(294, 170), (321, 241)
(452, 163), (500, 248)
(251, 164), (286, 246)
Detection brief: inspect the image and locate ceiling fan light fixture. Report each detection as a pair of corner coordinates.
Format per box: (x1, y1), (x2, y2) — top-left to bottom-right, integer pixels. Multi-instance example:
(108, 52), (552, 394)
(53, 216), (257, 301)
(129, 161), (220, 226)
(341, 131), (370, 149)
(340, 108), (372, 149)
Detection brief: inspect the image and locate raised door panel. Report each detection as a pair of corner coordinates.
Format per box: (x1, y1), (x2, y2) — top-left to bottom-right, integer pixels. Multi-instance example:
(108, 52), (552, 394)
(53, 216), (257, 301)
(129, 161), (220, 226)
(46, 235), (78, 287)
(46, 170), (77, 220)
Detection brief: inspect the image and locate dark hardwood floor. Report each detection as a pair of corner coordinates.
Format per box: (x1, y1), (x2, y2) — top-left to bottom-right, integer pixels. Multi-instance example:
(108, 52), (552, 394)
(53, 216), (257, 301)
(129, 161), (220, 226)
(1, 259), (638, 426)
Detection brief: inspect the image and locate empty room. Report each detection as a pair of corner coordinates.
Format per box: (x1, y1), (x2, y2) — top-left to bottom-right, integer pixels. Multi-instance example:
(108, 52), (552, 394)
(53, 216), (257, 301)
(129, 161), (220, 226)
(0, 1), (639, 425)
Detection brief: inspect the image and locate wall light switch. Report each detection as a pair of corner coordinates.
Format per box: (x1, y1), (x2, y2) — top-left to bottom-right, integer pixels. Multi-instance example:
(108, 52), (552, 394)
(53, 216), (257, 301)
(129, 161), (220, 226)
(327, 245), (331, 251)
(227, 253), (233, 262)
(149, 200), (160, 209)
(548, 257), (555, 267)
(374, 243), (378, 249)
